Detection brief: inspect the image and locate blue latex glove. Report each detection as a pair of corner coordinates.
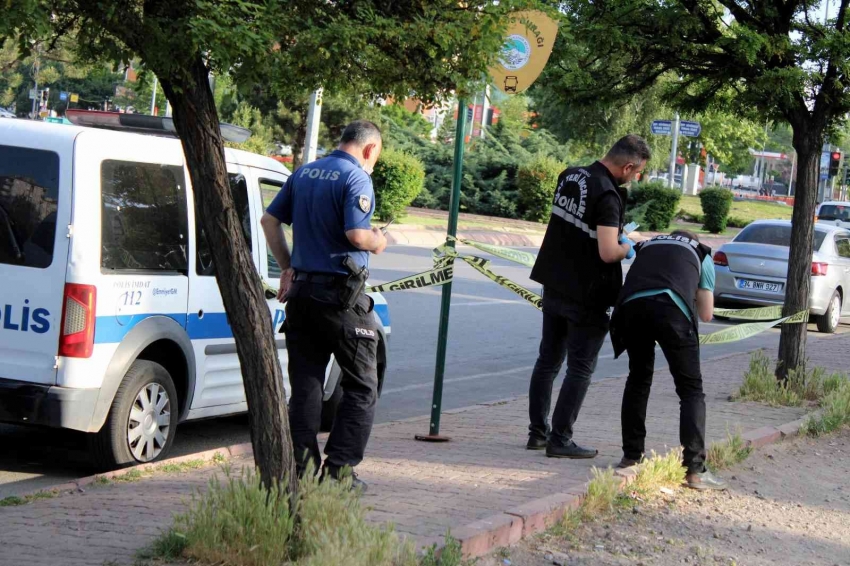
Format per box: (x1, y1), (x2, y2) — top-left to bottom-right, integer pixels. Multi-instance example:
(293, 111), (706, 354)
(620, 234), (635, 259)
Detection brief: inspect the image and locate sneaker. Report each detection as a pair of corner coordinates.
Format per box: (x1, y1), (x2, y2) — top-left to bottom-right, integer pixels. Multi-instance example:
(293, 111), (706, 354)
(526, 436), (548, 450)
(616, 456), (645, 469)
(322, 466), (368, 494)
(685, 469), (727, 491)
(546, 441), (598, 459)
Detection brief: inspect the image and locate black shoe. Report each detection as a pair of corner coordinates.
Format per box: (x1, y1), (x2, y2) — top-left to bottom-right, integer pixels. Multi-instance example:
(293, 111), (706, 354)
(322, 466), (368, 494)
(616, 455), (645, 469)
(546, 441), (598, 459)
(685, 469), (727, 491)
(526, 437), (548, 450)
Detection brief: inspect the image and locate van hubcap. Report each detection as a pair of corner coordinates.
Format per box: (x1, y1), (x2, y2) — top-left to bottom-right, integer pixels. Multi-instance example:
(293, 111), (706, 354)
(830, 296), (841, 329)
(128, 383), (171, 462)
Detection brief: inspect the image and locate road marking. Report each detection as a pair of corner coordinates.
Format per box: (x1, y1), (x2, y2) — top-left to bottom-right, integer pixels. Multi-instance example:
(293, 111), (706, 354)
(382, 354), (620, 395)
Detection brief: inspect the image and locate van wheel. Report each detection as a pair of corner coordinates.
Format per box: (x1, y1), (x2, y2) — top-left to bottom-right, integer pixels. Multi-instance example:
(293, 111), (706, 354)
(92, 360), (178, 468)
(320, 381), (343, 433)
(816, 292), (841, 334)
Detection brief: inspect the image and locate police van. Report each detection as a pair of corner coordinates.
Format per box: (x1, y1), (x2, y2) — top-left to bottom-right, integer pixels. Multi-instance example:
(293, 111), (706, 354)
(0, 112), (390, 467)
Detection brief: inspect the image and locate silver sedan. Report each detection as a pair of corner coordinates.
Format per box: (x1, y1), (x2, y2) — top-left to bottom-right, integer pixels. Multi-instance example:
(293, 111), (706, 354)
(713, 220), (850, 333)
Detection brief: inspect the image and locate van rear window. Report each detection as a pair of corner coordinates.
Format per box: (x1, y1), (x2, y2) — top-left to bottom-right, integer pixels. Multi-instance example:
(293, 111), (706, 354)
(101, 160), (188, 272)
(0, 145), (60, 269)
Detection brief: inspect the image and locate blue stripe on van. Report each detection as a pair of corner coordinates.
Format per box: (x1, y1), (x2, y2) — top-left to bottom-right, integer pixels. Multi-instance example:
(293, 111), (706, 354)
(94, 313), (188, 344)
(94, 303), (390, 345)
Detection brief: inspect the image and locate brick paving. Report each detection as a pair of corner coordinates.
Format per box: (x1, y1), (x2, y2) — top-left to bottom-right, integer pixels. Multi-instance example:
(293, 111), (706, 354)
(2, 335), (848, 565)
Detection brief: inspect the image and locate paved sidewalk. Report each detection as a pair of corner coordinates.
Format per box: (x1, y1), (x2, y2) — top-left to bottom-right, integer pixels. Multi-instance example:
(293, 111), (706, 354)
(2, 335), (848, 565)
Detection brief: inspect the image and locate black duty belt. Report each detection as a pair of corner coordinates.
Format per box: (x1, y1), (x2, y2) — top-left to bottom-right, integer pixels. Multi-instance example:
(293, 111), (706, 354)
(293, 272), (345, 285)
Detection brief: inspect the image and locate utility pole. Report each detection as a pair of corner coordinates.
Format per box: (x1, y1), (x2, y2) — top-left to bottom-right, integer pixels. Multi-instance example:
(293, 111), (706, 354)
(150, 75), (158, 115)
(302, 88), (323, 165)
(30, 45), (41, 119)
(668, 112), (680, 189)
(789, 151), (797, 196)
(480, 85), (490, 139)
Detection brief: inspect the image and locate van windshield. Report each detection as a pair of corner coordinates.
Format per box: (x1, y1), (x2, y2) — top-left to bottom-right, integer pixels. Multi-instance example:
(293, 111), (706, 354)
(818, 204), (850, 222)
(0, 145), (60, 269)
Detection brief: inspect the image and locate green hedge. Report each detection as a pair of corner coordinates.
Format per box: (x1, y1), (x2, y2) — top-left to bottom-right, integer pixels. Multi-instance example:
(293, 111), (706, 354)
(371, 148), (425, 221)
(517, 154), (565, 222)
(699, 188), (734, 233)
(626, 181), (681, 231)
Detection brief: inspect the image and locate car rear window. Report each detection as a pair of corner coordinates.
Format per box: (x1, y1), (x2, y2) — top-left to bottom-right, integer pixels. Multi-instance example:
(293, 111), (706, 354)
(101, 160), (189, 272)
(735, 224), (827, 250)
(0, 144), (60, 269)
(818, 204), (850, 222)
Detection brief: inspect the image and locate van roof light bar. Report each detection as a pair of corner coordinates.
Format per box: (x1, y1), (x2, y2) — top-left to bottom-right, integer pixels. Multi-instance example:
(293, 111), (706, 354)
(64, 109), (252, 143)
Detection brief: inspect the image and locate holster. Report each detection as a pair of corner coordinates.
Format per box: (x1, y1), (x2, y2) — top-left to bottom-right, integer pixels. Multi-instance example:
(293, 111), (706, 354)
(339, 256), (369, 311)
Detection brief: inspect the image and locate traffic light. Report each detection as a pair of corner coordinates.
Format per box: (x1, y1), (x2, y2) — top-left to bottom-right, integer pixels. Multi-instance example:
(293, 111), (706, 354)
(41, 88), (49, 103)
(844, 166), (850, 185)
(829, 151), (842, 177)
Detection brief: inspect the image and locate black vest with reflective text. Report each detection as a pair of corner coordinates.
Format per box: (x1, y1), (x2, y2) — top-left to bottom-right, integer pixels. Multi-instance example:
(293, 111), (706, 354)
(530, 161), (626, 311)
(615, 234), (712, 324)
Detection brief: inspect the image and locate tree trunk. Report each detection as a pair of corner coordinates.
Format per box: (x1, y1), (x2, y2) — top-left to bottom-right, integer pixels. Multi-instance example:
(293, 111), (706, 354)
(159, 57), (297, 495)
(776, 128), (824, 381)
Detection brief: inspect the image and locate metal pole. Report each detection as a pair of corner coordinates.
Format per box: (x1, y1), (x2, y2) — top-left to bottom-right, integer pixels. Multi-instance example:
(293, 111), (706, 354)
(668, 112), (680, 189)
(789, 151), (797, 196)
(416, 98), (468, 442)
(150, 75), (158, 115)
(303, 88), (323, 164)
(30, 51), (40, 119)
(480, 85), (490, 139)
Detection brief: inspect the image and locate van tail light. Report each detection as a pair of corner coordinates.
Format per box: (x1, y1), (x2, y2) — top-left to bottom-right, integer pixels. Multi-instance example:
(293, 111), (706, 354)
(713, 251), (729, 266)
(811, 262), (829, 276)
(59, 283), (97, 358)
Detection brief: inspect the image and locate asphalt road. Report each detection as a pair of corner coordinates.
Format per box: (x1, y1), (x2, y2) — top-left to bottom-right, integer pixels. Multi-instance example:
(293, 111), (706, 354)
(1, 244), (846, 498)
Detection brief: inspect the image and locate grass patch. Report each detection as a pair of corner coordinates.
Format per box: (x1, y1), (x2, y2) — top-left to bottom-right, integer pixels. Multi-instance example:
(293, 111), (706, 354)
(114, 469), (144, 483)
(420, 533), (472, 566)
(143, 462), (420, 566)
(157, 459), (206, 474)
(628, 449), (686, 497)
(677, 195), (792, 228)
(801, 378), (850, 436)
(0, 489), (61, 507)
(735, 351), (848, 410)
(707, 430), (752, 472)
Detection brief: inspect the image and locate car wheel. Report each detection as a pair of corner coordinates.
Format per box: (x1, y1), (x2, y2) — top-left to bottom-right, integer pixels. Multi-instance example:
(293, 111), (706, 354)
(816, 291), (842, 334)
(92, 360), (179, 468)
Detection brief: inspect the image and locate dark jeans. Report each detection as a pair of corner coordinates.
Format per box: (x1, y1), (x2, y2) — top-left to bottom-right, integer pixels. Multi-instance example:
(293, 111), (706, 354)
(618, 294), (706, 473)
(528, 289), (609, 447)
(282, 281), (379, 475)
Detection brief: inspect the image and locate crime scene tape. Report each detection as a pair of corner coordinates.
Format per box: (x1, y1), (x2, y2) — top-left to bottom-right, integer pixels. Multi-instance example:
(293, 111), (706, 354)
(263, 233), (809, 345)
(699, 310), (809, 345)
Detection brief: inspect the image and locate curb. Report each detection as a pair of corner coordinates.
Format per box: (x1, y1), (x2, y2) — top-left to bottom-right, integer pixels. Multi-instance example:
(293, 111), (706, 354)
(418, 410), (809, 560)
(386, 228), (544, 249)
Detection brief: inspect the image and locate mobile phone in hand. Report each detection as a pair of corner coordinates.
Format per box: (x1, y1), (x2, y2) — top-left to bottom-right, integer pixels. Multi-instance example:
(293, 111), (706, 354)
(380, 218), (395, 234)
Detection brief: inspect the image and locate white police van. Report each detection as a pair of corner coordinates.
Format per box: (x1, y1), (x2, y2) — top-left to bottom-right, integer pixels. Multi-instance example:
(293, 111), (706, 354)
(0, 112), (390, 467)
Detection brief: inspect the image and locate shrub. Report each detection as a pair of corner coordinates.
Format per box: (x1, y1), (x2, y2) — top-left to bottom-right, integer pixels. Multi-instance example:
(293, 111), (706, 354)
(699, 188), (733, 233)
(517, 154), (565, 222)
(626, 181), (681, 231)
(371, 148), (426, 222)
(145, 464), (418, 566)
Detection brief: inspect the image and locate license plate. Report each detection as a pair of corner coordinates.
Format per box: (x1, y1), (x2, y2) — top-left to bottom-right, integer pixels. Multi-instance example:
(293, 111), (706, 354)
(737, 280), (782, 292)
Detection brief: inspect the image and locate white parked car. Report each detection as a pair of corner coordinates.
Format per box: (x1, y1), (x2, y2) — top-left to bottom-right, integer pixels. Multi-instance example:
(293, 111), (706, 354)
(817, 201), (850, 230)
(0, 112), (391, 467)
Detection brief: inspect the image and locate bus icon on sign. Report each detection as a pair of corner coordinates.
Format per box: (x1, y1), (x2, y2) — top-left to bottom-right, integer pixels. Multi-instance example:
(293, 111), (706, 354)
(504, 76), (519, 93)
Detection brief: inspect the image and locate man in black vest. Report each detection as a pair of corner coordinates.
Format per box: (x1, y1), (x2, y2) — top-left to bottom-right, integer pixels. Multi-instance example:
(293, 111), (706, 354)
(610, 229), (726, 490)
(527, 135), (650, 459)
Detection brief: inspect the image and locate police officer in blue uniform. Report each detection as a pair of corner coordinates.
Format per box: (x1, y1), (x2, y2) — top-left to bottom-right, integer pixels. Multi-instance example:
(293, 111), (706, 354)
(261, 121), (387, 492)
(610, 229), (726, 490)
(527, 135), (650, 459)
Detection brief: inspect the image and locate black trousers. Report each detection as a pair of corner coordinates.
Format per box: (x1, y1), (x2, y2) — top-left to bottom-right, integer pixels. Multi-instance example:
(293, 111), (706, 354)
(282, 281), (379, 475)
(528, 288), (609, 447)
(617, 294), (706, 473)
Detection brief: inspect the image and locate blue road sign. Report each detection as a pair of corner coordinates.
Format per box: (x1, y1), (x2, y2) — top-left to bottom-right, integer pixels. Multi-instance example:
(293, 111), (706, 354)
(59, 91), (68, 101)
(679, 120), (701, 137)
(651, 120), (672, 135)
